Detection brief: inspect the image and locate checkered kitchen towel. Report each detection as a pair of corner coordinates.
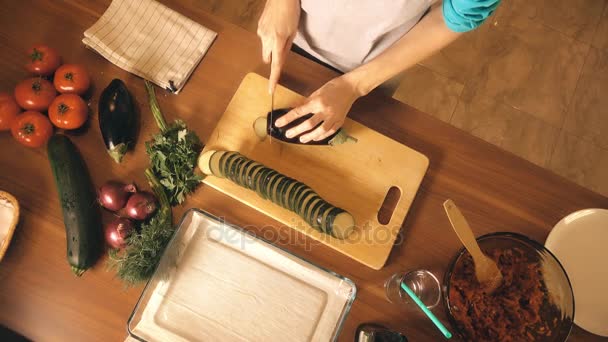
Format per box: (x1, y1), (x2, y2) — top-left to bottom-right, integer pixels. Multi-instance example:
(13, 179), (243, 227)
(83, 0), (217, 93)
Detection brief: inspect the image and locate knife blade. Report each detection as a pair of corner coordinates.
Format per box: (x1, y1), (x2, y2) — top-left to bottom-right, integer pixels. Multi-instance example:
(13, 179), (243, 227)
(269, 88), (274, 144)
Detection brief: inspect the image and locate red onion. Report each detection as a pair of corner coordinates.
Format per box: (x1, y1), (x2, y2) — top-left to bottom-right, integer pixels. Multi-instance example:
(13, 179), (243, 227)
(104, 218), (134, 249)
(125, 191), (157, 220)
(98, 181), (137, 211)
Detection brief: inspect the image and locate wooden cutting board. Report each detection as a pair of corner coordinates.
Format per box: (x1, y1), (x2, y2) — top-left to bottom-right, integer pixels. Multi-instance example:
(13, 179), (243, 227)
(201, 73), (428, 269)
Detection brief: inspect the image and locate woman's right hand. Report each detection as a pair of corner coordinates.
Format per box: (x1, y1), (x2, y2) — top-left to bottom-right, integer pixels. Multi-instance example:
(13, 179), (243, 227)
(257, 0), (300, 94)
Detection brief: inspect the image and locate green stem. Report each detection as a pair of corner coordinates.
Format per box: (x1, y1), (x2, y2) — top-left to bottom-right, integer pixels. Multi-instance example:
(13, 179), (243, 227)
(144, 80), (168, 133)
(328, 129), (358, 146)
(145, 168), (171, 220)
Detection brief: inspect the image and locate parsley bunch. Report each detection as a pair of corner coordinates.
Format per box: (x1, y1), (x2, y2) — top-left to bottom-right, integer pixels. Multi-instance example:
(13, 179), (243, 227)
(144, 81), (203, 206)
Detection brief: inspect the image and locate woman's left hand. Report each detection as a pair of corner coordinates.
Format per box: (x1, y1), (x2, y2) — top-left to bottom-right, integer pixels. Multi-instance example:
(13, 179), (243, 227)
(275, 75), (360, 143)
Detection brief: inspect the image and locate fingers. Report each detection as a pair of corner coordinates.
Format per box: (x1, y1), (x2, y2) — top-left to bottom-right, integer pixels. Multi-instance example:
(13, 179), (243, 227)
(268, 39), (287, 94)
(314, 122), (341, 141)
(300, 121), (339, 143)
(261, 40), (272, 64)
(275, 101), (318, 127)
(284, 114), (323, 139)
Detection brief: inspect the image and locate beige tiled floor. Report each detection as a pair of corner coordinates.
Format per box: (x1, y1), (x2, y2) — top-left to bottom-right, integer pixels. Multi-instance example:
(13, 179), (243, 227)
(196, 0), (608, 198)
(394, 0), (608, 197)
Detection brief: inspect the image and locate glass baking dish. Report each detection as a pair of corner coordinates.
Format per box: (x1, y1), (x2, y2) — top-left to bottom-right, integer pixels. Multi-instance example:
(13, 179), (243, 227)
(127, 209), (356, 342)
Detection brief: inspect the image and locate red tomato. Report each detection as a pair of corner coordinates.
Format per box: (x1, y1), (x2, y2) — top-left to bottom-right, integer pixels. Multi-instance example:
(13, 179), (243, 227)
(48, 94), (88, 130)
(54, 64), (91, 95)
(11, 111), (53, 148)
(24, 45), (61, 76)
(0, 92), (22, 131)
(14, 78), (57, 111)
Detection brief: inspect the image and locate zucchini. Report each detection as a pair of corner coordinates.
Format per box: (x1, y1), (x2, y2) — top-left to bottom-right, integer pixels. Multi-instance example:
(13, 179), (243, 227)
(272, 176), (289, 206)
(260, 171), (278, 199)
(304, 198), (323, 228)
(268, 175), (283, 204)
(276, 177), (291, 208)
(328, 210), (355, 239)
(295, 188), (315, 214)
(253, 167), (271, 196)
(198, 150), (355, 239)
(298, 192), (318, 218)
(283, 181), (298, 210)
(246, 163), (264, 190)
(288, 182), (307, 211)
(303, 196), (321, 219)
(221, 152), (239, 179)
(47, 135), (103, 276)
(312, 202), (331, 232)
(265, 173), (281, 201)
(236, 159), (249, 187)
(228, 155), (246, 186)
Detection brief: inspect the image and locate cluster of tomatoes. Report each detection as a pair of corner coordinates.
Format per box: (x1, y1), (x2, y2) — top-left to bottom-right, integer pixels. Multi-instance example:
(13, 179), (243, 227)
(0, 45), (91, 148)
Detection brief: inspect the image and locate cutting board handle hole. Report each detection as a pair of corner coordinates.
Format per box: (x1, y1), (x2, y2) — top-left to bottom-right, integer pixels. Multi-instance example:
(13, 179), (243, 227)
(378, 186), (401, 225)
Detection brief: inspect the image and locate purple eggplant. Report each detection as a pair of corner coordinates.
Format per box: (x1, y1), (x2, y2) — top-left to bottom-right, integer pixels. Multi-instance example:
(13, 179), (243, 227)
(98, 79), (137, 163)
(253, 108), (357, 146)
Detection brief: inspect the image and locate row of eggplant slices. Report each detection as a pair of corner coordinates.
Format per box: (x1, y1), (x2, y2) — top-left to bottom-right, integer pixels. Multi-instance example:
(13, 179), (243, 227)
(197, 150), (355, 239)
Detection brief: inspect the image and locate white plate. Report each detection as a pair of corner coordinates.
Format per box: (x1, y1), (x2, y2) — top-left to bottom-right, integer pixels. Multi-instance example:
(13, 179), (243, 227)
(545, 208), (608, 337)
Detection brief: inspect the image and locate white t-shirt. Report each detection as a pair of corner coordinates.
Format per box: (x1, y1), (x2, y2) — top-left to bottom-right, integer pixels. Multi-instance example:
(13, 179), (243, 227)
(293, 0), (433, 72)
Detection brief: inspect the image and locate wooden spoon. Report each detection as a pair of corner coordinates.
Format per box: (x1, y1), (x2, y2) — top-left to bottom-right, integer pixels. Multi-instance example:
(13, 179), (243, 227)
(443, 199), (502, 293)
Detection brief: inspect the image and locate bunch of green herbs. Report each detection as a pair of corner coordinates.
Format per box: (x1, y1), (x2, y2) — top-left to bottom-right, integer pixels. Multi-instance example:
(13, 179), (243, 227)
(144, 80), (203, 206)
(109, 169), (174, 284)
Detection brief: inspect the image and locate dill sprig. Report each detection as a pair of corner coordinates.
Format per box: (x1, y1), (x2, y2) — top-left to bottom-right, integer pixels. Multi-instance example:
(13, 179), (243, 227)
(108, 169), (174, 285)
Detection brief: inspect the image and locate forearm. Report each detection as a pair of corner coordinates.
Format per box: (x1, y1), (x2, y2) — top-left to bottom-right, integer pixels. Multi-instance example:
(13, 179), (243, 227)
(344, 4), (462, 96)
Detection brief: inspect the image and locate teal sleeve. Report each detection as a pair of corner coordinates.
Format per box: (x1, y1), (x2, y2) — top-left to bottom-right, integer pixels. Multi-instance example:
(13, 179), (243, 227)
(442, 0), (501, 32)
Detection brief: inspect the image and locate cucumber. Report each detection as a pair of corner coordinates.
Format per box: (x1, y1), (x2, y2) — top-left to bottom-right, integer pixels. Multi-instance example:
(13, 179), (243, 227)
(199, 150), (356, 239)
(47, 135), (103, 276)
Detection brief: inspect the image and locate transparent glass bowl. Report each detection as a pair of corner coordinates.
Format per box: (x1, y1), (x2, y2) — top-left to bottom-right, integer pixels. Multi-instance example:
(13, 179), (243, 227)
(443, 232), (574, 341)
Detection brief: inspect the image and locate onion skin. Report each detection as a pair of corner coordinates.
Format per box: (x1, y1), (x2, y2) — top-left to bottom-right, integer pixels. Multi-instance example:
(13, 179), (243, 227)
(98, 181), (137, 211)
(104, 218), (134, 249)
(125, 191), (157, 220)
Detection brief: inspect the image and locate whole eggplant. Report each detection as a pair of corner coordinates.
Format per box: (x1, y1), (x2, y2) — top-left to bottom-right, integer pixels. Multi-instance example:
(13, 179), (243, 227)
(253, 108), (357, 146)
(98, 79), (137, 163)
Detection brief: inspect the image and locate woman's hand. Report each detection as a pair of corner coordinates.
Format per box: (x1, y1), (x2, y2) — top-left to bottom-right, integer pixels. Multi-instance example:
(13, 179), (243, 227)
(275, 75), (361, 143)
(257, 0), (300, 94)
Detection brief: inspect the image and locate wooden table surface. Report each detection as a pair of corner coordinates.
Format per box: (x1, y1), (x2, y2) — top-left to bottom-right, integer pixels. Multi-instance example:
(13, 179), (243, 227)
(0, 1), (606, 341)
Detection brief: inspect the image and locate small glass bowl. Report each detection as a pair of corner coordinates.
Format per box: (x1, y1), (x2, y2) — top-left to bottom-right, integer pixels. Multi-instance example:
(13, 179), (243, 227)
(443, 232), (574, 341)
